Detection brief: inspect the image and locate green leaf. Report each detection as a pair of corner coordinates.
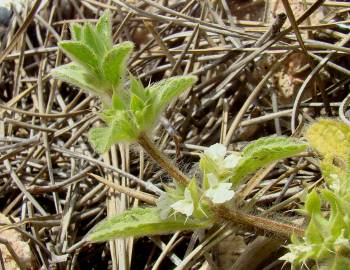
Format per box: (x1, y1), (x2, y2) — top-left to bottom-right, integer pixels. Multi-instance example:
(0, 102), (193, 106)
(321, 189), (346, 237)
(200, 156), (220, 179)
(130, 94), (145, 113)
(130, 75), (147, 101)
(305, 190), (321, 215)
(322, 189), (340, 221)
(51, 63), (111, 105)
(87, 207), (212, 242)
(98, 107), (117, 124)
(241, 137), (289, 156)
(102, 42), (134, 90)
(188, 178), (200, 207)
(305, 217), (324, 245)
(59, 41), (99, 74)
(96, 10), (112, 50)
(148, 75), (197, 109)
(331, 256), (350, 270)
(230, 137), (308, 186)
(70, 23), (82, 41)
(134, 104), (157, 131)
(89, 111), (137, 153)
(187, 177), (210, 219)
(82, 23), (106, 57)
(331, 212), (347, 239)
(320, 161), (346, 192)
(290, 233), (301, 245)
(112, 93), (126, 111)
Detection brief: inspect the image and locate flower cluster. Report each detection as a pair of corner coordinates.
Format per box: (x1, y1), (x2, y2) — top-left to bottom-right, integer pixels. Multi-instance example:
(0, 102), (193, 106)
(157, 144), (240, 220)
(201, 143), (240, 203)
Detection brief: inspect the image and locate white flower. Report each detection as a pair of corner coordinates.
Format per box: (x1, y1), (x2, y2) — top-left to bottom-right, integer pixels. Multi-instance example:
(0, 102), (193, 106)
(280, 244), (312, 263)
(279, 252), (297, 263)
(204, 174), (235, 204)
(204, 143), (240, 170)
(222, 154), (240, 169)
(170, 188), (194, 217)
(156, 192), (172, 220)
(204, 143), (226, 161)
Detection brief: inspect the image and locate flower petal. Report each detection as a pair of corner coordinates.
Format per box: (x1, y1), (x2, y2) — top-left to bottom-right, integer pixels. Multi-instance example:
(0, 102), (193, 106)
(156, 193), (173, 220)
(219, 182), (233, 189)
(223, 153), (240, 169)
(170, 200), (194, 217)
(207, 173), (219, 187)
(184, 187), (193, 201)
(170, 188), (194, 217)
(205, 184), (235, 204)
(279, 252), (297, 263)
(204, 143), (226, 161)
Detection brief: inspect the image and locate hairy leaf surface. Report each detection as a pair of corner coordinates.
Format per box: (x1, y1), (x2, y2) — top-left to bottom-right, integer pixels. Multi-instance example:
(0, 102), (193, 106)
(96, 10), (112, 50)
(59, 41), (99, 74)
(82, 23), (106, 57)
(51, 63), (111, 105)
(102, 42), (134, 89)
(89, 111), (137, 153)
(70, 23), (82, 41)
(230, 137), (308, 186)
(87, 207), (212, 242)
(149, 75), (197, 109)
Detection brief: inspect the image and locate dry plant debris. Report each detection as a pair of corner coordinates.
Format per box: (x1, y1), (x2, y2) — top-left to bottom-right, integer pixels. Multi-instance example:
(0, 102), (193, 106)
(0, 214), (36, 270)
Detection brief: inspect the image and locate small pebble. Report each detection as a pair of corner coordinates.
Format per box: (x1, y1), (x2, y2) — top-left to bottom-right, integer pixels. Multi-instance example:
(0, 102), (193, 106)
(0, 5), (12, 26)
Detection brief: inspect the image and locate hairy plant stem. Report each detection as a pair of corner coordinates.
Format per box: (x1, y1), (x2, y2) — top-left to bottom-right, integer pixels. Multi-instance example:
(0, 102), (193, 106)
(137, 132), (304, 238)
(212, 204), (304, 238)
(137, 132), (189, 186)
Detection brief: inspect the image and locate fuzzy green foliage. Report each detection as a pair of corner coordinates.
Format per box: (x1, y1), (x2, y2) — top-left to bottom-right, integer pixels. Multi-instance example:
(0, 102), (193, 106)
(157, 178), (213, 220)
(230, 137), (308, 186)
(87, 207), (212, 242)
(88, 137), (306, 242)
(282, 189), (350, 269)
(88, 74), (197, 153)
(53, 12), (310, 244)
(51, 11), (197, 153)
(282, 119), (350, 269)
(51, 11), (131, 105)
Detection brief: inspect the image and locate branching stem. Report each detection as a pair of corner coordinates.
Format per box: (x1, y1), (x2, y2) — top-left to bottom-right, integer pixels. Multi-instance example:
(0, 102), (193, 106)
(138, 132), (304, 238)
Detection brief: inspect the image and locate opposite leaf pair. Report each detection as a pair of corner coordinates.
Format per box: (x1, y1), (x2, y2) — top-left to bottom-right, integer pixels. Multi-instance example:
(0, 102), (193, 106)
(52, 11), (132, 106)
(51, 11), (197, 153)
(89, 75), (197, 153)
